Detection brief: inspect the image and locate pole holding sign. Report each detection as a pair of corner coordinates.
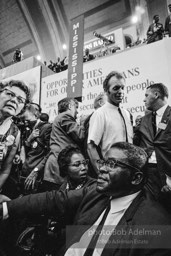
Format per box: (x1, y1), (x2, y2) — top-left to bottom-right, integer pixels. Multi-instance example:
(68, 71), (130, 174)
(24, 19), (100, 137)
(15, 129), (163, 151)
(67, 14), (84, 101)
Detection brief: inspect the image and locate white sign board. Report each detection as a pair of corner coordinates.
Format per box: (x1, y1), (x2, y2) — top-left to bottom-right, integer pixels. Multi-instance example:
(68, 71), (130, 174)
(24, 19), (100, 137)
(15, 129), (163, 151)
(41, 38), (171, 122)
(2, 66), (41, 104)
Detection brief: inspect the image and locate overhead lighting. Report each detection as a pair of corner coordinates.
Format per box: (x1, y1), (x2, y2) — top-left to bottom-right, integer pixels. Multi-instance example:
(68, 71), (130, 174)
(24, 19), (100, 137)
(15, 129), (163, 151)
(36, 55), (41, 61)
(135, 6), (145, 14)
(63, 44), (67, 50)
(131, 15), (138, 24)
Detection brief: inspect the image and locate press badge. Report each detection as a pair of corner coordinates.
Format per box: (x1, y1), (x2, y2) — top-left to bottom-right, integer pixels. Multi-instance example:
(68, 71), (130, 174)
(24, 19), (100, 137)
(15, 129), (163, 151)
(158, 122), (167, 130)
(32, 141), (38, 148)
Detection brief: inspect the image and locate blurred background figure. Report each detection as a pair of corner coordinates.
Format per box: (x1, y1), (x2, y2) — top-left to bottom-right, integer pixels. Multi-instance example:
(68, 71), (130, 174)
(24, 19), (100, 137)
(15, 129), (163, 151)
(165, 4), (171, 37)
(146, 15), (164, 44)
(83, 48), (95, 62)
(12, 48), (24, 63)
(133, 114), (143, 133)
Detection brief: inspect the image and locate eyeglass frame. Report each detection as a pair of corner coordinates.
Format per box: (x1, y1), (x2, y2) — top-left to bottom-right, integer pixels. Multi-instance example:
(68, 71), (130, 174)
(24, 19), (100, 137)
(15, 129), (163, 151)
(1, 88), (26, 105)
(96, 158), (140, 173)
(67, 159), (89, 168)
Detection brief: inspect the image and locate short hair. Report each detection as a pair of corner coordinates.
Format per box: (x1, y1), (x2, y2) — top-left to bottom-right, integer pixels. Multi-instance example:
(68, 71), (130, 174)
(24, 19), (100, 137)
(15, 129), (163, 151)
(31, 102), (42, 113)
(24, 103), (38, 116)
(94, 92), (106, 109)
(58, 145), (82, 177)
(0, 80), (30, 104)
(40, 113), (49, 122)
(153, 14), (159, 19)
(103, 71), (125, 92)
(58, 97), (77, 113)
(109, 142), (148, 174)
(147, 83), (169, 99)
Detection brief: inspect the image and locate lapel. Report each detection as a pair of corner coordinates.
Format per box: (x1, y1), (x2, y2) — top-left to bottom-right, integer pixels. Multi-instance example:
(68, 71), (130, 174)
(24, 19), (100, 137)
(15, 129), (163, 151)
(101, 191), (145, 256)
(155, 106), (171, 138)
(140, 113), (154, 139)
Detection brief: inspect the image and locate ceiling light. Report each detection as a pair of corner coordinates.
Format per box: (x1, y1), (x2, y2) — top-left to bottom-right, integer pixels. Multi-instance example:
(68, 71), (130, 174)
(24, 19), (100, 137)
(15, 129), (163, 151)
(63, 44), (67, 50)
(131, 15), (138, 24)
(36, 55), (41, 60)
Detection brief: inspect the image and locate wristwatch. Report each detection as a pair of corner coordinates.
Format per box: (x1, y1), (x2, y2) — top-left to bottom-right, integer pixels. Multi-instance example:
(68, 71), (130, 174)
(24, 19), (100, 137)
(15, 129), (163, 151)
(33, 167), (39, 172)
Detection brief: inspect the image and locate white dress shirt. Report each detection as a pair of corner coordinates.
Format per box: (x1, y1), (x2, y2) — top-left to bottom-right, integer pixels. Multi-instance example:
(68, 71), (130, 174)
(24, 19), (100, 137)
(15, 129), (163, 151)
(65, 191), (140, 256)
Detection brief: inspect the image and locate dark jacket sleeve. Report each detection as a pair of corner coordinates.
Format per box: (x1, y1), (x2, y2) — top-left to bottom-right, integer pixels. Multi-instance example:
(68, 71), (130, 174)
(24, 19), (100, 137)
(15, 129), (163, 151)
(60, 114), (85, 144)
(7, 188), (85, 222)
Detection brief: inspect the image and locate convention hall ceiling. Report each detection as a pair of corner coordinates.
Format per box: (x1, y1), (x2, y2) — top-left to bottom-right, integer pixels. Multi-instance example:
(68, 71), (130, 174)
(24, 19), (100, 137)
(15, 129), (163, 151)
(0, 0), (168, 68)
(0, 0), (132, 67)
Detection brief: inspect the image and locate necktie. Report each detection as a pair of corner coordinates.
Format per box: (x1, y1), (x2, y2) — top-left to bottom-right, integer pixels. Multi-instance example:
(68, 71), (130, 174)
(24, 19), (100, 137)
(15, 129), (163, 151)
(152, 111), (157, 136)
(84, 202), (111, 256)
(118, 108), (128, 142)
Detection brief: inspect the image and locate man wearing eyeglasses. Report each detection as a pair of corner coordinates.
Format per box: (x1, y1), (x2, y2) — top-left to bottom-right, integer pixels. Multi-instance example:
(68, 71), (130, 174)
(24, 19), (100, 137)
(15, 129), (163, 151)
(0, 80), (30, 192)
(0, 142), (171, 256)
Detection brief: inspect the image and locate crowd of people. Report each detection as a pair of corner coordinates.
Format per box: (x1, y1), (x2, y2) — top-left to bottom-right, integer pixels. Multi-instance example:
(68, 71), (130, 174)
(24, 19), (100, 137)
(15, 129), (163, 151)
(0, 4), (171, 255)
(0, 69), (171, 255)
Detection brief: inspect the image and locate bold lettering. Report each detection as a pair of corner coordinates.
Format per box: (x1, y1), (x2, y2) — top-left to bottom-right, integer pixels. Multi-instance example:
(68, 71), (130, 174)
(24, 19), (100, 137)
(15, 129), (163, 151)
(72, 60), (77, 66)
(71, 80), (77, 86)
(71, 73), (77, 79)
(73, 35), (78, 41)
(72, 53), (78, 60)
(73, 23), (79, 30)
(73, 41), (78, 47)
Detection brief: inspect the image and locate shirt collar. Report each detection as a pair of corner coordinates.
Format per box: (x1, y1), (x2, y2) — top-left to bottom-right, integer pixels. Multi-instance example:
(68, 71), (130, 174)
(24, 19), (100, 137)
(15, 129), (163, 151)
(110, 191), (140, 214)
(105, 101), (119, 109)
(156, 104), (168, 117)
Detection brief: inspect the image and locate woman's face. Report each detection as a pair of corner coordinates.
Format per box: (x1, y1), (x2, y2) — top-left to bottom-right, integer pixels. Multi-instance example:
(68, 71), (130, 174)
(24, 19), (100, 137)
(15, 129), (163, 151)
(0, 86), (26, 117)
(67, 153), (88, 183)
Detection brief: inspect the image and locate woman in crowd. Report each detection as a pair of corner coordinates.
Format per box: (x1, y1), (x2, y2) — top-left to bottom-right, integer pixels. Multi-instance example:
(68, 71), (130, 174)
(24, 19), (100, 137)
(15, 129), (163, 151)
(58, 145), (95, 190)
(0, 80), (30, 190)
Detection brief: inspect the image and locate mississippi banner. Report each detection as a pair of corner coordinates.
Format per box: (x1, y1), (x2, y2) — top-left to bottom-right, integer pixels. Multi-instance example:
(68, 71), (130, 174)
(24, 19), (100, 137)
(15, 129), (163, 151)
(67, 14), (84, 100)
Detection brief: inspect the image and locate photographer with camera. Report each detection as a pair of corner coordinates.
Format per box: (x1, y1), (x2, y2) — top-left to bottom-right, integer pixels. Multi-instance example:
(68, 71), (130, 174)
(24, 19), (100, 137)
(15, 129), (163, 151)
(12, 48), (23, 63)
(20, 104), (52, 194)
(146, 15), (164, 44)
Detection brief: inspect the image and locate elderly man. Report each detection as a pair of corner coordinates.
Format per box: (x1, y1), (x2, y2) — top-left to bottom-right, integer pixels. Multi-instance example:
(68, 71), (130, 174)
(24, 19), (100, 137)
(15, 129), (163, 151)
(87, 71), (133, 175)
(0, 142), (170, 256)
(134, 83), (171, 200)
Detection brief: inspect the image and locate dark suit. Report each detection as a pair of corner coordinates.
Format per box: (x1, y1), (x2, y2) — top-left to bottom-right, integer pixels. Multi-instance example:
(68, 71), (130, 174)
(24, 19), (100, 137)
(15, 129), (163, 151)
(134, 106), (171, 179)
(22, 121), (52, 176)
(146, 22), (164, 43)
(165, 15), (171, 37)
(6, 183), (171, 255)
(43, 112), (85, 187)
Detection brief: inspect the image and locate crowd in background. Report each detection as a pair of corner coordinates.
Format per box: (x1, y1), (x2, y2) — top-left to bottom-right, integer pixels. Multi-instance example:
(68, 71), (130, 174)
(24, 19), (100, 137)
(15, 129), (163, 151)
(0, 69), (171, 255)
(0, 4), (171, 255)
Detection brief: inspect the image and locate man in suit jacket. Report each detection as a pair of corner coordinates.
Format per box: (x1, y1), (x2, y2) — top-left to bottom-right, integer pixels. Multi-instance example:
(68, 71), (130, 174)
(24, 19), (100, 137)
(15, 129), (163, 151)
(19, 104), (52, 192)
(42, 97), (85, 191)
(146, 15), (164, 44)
(0, 142), (171, 256)
(134, 83), (171, 199)
(165, 4), (171, 37)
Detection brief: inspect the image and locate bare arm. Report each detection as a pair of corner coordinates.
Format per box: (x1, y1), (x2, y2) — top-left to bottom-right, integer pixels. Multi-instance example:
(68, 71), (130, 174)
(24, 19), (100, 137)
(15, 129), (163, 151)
(0, 131), (20, 189)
